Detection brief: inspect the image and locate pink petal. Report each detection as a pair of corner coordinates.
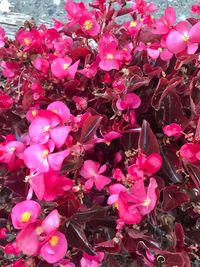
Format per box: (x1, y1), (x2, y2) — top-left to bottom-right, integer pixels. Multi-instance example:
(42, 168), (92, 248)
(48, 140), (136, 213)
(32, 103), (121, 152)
(147, 48), (160, 60)
(166, 30), (187, 54)
(29, 117), (51, 144)
(187, 43), (198, 54)
(30, 173), (45, 200)
(84, 178), (94, 190)
(165, 7), (176, 26)
(94, 174), (111, 191)
(50, 126), (71, 148)
(42, 210), (60, 234)
(47, 101), (71, 123)
(80, 160), (100, 179)
(99, 59), (119, 71)
(189, 21), (200, 43)
(48, 150), (69, 171)
(67, 60), (80, 79)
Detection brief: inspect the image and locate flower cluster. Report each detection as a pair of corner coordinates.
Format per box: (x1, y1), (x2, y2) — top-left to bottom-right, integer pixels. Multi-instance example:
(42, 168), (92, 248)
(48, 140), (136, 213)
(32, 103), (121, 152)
(0, 0), (200, 266)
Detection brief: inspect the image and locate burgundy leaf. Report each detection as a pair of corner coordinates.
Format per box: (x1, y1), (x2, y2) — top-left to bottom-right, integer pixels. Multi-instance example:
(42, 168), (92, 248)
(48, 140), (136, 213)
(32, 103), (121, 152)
(80, 115), (102, 144)
(65, 221), (95, 255)
(95, 239), (121, 253)
(138, 120), (160, 154)
(174, 223), (185, 252)
(160, 145), (183, 183)
(56, 192), (80, 219)
(162, 185), (190, 211)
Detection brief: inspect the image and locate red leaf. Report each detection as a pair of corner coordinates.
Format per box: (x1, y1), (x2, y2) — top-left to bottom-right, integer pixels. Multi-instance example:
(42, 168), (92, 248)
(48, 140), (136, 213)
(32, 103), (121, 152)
(162, 186), (190, 211)
(80, 115), (102, 144)
(65, 221), (95, 255)
(56, 192), (80, 219)
(138, 120), (160, 154)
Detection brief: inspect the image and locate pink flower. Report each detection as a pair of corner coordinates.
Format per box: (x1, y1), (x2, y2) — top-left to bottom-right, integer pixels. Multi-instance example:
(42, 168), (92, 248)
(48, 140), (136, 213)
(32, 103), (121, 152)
(163, 123), (182, 137)
(29, 171), (73, 201)
(128, 178), (158, 216)
(123, 20), (142, 36)
(0, 90), (13, 110)
(47, 101), (71, 123)
(11, 200), (41, 229)
(80, 160), (111, 191)
(107, 183), (126, 205)
(1, 61), (21, 78)
(80, 252), (104, 267)
(51, 56), (79, 79)
(192, 2), (200, 14)
(79, 16), (100, 37)
(32, 57), (49, 72)
(118, 191), (142, 224)
(137, 153), (162, 174)
(29, 116), (71, 148)
(0, 141), (25, 169)
(152, 7), (176, 35)
(132, 0), (158, 15)
(79, 62), (98, 78)
(166, 21), (200, 54)
(116, 93), (141, 111)
(23, 143), (69, 172)
(180, 143), (200, 163)
(40, 231), (68, 263)
(0, 228), (6, 238)
(98, 34), (121, 71)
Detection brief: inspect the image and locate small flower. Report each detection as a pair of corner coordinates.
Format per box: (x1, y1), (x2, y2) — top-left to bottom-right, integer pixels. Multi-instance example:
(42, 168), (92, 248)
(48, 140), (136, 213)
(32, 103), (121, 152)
(11, 200), (41, 229)
(166, 21), (200, 54)
(163, 123), (182, 137)
(51, 56), (79, 79)
(116, 93), (141, 111)
(79, 16), (100, 37)
(32, 57), (49, 72)
(80, 160), (111, 191)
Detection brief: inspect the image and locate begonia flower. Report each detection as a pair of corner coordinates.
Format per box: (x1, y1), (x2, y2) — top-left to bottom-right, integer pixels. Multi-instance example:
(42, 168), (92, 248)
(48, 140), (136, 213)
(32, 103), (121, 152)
(163, 123), (182, 137)
(79, 16), (100, 37)
(40, 231), (68, 263)
(80, 252), (104, 267)
(152, 7), (176, 35)
(166, 21), (200, 54)
(32, 57), (49, 72)
(47, 101), (71, 123)
(23, 143), (69, 173)
(180, 143), (200, 163)
(80, 160), (111, 191)
(128, 178), (158, 216)
(11, 200), (41, 229)
(51, 56), (80, 79)
(116, 93), (141, 111)
(29, 116), (71, 148)
(107, 183), (126, 205)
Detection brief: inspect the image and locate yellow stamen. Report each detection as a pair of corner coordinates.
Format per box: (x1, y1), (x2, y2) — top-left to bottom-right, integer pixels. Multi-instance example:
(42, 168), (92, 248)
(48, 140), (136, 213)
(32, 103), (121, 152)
(113, 202), (119, 209)
(183, 33), (189, 42)
(24, 38), (31, 46)
(7, 146), (16, 152)
(129, 21), (137, 28)
(106, 53), (114, 60)
(42, 149), (49, 158)
(43, 125), (51, 132)
(49, 235), (59, 247)
(142, 198), (151, 207)
(83, 20), (93, 30)
(21, 211), (31, 222)
(63, 63), (70, 70)
(32, 110), (37, 117)
(158, 47), (163, 52)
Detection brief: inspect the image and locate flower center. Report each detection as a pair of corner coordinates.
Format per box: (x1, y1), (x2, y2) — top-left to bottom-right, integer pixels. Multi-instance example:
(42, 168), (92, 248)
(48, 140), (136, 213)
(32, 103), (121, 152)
(32, 110), (37, 117)
(43, 125), (51, 132)
(63, 63), (70, 70)
(83, 20), (93, 30)
(24, 38), (31, 46)
(21, 211), (31, 222)
(42, 149), (49, 158)
(142, 198), (151, 207)
(183, 33), (189, 42)
(7, 146), (16, 152)
(49, 235), (59, 247)
(106, 53), (114, 60)
(129, 21), (137, 28)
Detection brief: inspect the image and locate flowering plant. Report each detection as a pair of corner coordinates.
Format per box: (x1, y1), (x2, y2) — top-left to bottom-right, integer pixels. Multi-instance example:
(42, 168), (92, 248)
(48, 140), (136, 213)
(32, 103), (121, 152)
(0, 0), (200, 266)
